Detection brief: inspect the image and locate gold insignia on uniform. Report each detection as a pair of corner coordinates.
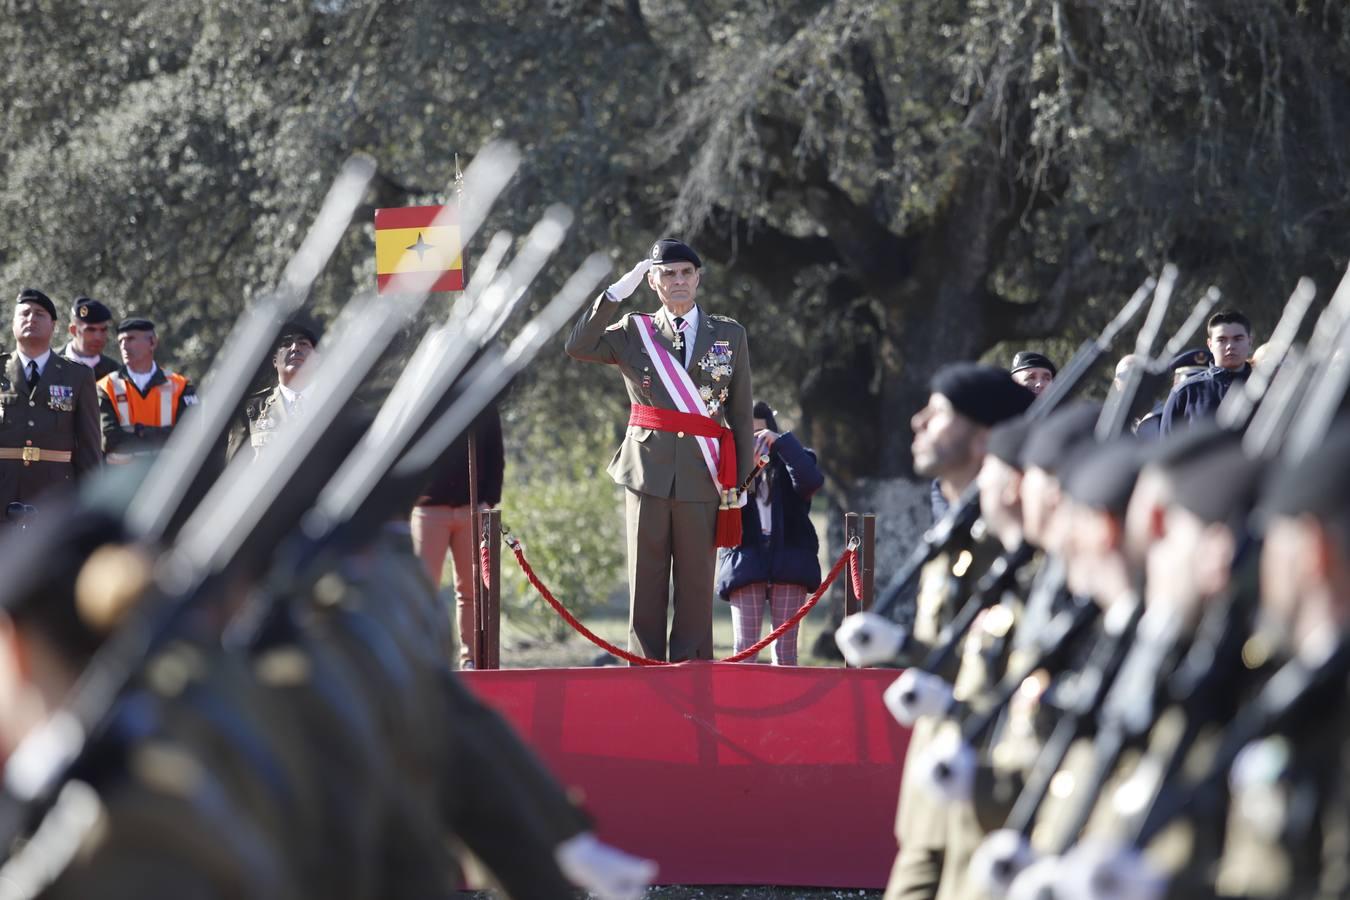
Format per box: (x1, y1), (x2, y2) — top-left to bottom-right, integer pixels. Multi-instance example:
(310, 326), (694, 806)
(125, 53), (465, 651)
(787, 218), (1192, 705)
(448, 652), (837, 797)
(982, 604), (1015, 638)
(952, 549), (974, 577)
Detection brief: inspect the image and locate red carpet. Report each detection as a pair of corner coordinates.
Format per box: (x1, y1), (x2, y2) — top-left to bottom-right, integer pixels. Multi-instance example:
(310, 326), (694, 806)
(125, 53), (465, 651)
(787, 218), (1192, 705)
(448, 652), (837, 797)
(463, 663), (910, 888)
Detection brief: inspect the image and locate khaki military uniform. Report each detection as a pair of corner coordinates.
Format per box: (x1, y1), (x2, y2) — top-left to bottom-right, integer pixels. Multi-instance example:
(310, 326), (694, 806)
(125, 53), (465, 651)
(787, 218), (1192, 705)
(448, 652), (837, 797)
(0, 351), (102, 507)
(885, 535), (1001, 900)
(226, 384), (300, 462)
(566, 296), (754, 661)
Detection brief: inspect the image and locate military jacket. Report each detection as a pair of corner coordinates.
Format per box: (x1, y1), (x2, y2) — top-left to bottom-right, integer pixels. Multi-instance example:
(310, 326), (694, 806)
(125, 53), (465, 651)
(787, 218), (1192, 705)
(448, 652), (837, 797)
(0, 351), (102, 505)
(226, 385), (294, 462)
(565, 296), (755, 502)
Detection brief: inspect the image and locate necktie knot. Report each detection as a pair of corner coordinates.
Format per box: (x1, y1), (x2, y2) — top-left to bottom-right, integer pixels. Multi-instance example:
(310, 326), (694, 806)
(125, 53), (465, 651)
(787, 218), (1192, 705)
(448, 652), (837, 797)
(26, 361), (38, 385)
(673, 315), (685, 333)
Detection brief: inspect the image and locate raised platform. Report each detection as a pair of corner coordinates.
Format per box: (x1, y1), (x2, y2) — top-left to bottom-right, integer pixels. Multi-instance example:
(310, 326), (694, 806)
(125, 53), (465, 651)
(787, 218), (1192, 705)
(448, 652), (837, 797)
(463, 662), (909, 888)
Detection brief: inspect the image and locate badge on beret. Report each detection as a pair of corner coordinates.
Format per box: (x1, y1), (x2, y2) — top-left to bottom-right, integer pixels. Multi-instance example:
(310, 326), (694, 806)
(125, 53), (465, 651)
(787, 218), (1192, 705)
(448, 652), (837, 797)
(1194, 351), (1207, 364)
(650, 243), (662, 261)
(79, 305), (89, 318)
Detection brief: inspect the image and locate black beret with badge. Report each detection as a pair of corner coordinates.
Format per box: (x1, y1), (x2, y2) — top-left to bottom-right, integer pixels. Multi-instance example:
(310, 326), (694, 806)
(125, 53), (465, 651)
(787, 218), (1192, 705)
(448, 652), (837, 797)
(929, 362), (1036, 428)
(1168, 346), (1213, 378)
(1062, 437), (1147, 518)
(72, 297), (113, 324)
(1020, 402), (1102, 475)
(278, 319), (321, 349)
(649, 238), (703, 269)
(15, 287), (57, 320)
(116, 317), (155, 334)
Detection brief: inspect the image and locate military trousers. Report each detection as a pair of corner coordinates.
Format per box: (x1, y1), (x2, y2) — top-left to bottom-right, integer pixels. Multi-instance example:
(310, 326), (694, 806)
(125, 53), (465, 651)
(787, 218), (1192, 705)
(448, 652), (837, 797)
(625, 488), (718, 662)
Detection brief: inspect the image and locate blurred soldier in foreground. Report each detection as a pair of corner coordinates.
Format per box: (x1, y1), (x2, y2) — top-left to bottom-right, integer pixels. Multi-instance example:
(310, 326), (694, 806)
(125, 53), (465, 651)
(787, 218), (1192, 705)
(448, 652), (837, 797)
(0, 289), (102, 513)
(227, 321), (320, 461)
(60, 298), (119, 380)
(884, 363), (1032, 900)
(97, 318), (196, 464)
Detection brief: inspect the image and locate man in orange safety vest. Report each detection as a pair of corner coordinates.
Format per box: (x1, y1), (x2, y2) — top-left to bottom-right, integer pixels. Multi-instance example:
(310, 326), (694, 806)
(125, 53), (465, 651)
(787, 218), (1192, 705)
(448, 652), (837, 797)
(96, 318), (197, 464)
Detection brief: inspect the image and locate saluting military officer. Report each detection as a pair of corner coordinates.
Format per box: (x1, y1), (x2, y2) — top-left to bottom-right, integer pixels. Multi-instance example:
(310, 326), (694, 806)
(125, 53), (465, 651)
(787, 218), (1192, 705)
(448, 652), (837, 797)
(0, 289), (102, 513)
(884, 363), (1033, 900)
(60, 297), (119, 380)
(565, 239), (755, 663)
(96, 318), (197, 463)
(227, 321), (319, 461)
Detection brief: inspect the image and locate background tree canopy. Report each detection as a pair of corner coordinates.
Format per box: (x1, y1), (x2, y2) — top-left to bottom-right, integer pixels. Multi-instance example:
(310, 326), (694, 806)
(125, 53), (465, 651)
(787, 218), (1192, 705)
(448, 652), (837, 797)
(4, 0), (1348, 498)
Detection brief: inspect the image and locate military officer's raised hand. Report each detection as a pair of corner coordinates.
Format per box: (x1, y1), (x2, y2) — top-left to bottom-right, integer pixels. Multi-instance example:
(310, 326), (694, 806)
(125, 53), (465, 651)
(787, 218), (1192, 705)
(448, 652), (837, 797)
(604, 258), (653, 302)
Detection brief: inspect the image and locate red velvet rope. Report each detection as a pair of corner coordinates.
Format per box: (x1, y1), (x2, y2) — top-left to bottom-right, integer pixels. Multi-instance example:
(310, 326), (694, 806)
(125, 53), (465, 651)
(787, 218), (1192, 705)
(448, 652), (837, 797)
(504, 533), (860, 666)
(479, 541), (492, 590)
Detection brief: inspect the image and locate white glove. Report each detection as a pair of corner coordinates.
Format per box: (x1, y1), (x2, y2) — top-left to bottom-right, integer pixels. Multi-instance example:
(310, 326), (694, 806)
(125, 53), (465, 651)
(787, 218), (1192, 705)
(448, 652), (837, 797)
(883, 668), (954, 727)
(916, 729), (976, 802)
(604, 258), (653, 302)
(555, 832), (657, 900)
(835, 612), (907, 667)
(1007, 855), (1063, 900)
(1058, 841), (1166, 900)
(970, 829), (1037, 898)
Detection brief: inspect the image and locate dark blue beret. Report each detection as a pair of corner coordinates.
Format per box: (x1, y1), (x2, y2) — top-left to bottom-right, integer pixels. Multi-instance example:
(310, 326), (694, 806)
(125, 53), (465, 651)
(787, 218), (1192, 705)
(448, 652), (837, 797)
(649, 238), (702, 269)
(930, 363), (1035, 428)
(72, 297), (112, 324)
(1020, 402), (1102, 474)
(986, 415), (1036, 469)
(116, 317), (155, 333)
(1062, 437), (1146, 517)
(1010, 351), (1057, 377)
(15, 288), (56, 320)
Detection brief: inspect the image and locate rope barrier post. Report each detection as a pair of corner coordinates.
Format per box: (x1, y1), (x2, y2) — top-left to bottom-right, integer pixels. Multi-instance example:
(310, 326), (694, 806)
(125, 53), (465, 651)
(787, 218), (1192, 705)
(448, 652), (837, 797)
(843, 512), (861, 617)
(468, 429), (482, 666)
(861, 513), (876, 610)
(480, 507), (502, 670)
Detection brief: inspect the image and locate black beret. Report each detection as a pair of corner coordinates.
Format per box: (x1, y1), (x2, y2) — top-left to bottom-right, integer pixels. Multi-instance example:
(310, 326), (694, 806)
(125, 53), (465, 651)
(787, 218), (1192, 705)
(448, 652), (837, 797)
(1168, 347), (1212, 373)
(1260, 420), (1350, 520)
(1010, 351), (1057, 377)
(15, 288), (56, 320)
(1167, 434), (1266, 527)
(1062, 438), (1146, 517)
(986, 415), (1036, 469)
(278, 320), (320, 348)
(930, 363), (1035, 428)
(649, 238), (702, 269)
(71, 297), (112, 324)
(1143, 420), (1232, 470)
(1020, 402), (1102, 474)
(116, 317), (155, 333)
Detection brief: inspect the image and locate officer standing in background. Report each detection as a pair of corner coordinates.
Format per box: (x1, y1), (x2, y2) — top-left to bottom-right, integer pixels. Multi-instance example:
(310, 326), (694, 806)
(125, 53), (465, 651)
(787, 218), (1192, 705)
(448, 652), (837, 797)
(0, 289), (102, 512)
(227, 321), (319, 461)
(565, 238), (755, 663)
(1134, 347), (1212, 438)
(60, 298), (119, 379)
(97, 318), (196, 464)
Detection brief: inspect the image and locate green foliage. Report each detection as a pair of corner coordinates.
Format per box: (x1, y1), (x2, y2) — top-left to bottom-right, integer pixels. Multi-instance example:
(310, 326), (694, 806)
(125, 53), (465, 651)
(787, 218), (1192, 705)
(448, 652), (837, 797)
(497, 405), (626, 641)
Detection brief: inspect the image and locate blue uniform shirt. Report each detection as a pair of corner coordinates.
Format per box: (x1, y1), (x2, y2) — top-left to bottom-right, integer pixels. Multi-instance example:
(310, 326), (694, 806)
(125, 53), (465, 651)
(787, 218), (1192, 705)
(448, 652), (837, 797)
(1160, 364), (1251, 435)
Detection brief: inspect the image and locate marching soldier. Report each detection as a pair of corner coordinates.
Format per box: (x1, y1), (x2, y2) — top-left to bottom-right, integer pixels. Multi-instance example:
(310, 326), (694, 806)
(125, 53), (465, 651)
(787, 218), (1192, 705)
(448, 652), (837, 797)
(883, 363), (1032, 900)
(60, 297), (119, 379)
(565, 238), (755, 662)
(97, 318), (197, 464)
(227, 321), (319, 461)
(0, 288), (102, 513)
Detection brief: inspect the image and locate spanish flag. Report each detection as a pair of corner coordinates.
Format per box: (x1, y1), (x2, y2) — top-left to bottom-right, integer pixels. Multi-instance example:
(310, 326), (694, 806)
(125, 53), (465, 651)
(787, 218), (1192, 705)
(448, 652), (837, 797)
(374, 204), (464, 294)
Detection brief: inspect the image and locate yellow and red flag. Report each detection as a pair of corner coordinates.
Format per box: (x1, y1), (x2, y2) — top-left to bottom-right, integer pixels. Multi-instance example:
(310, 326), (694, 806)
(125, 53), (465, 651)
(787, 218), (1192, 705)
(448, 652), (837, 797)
(374, 204), (464, 293)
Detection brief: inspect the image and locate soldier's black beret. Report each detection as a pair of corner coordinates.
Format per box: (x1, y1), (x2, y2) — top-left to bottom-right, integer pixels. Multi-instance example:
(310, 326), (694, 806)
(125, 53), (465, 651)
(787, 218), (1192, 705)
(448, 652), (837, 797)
(1260, 420), (1350, 520)
(71, 297), (112, 324)
(986, 415), (1036, 469)
(1062, 438), (1146, 517)
(649, 238), (702, 269)
(1010, 351), (1057, 377)
(1167, 433), (1266, 527)
(1020, 402), (1102, 474)
(930, 363), (1035, 428)
(1168, 347), (1212, 373)
(116, 317), (155, 333)
(15, 288), (56, 320)
(278, 320), (320, 348)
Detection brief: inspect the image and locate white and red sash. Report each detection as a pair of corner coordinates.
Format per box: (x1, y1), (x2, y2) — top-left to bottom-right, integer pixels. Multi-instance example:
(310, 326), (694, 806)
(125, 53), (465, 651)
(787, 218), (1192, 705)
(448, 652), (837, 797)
(633, 314), (729, 487)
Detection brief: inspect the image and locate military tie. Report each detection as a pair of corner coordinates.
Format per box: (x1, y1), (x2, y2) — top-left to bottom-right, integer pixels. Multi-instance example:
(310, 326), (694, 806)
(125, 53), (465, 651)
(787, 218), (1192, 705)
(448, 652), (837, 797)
(673, 316), (688, 366)
(25, 360), (39, 391)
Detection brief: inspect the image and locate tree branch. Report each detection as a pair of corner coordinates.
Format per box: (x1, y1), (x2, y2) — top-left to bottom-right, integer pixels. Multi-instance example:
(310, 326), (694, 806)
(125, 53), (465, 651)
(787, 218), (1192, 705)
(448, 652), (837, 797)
(983, 236), (1101, 339)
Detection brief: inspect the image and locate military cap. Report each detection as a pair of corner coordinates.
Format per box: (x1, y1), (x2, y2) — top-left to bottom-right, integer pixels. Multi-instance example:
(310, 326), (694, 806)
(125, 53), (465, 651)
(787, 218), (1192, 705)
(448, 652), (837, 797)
(1168, 347), (1212, 372)
(1010, 351), (1057, 377)
(1020, 402), (1102, 474)
(1260, 420), (1350, 520)
(71, 297), (112, 324)
(930, 363), (1035, 427)
(648, 238), (702, 269)
(116, 317), (155, 333)
(986, 415), (1036, 469)
(278, 320), (320, 348)
(1062, 438), (1145, 517)
(1165, 430), (1266, 526)
(15, 288), (57, 320)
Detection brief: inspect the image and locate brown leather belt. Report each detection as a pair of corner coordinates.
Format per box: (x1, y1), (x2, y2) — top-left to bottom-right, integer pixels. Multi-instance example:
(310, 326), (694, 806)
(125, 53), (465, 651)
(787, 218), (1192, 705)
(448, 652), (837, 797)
(0, 447), (73, 465)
